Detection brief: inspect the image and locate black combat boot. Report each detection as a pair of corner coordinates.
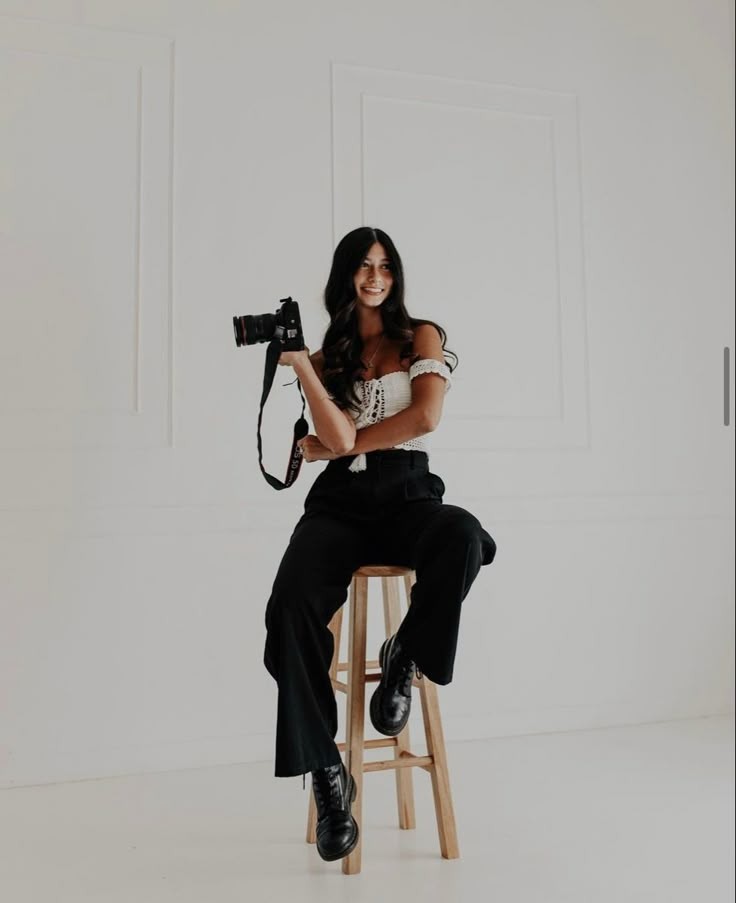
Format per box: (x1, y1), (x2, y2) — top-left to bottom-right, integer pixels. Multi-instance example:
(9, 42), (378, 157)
(369, 632), (422, 736)
(311, 761), (359, 861)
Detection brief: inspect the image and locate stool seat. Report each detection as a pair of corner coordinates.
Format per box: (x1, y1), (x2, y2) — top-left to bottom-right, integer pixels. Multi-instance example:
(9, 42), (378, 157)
(306, 564), (459, 874)
(354, 564), (414, 577)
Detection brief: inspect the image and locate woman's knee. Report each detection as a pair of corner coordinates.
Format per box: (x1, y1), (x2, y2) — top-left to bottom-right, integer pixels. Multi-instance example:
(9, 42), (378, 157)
(264, 583), (301, 632)
(442, 509), (497, 565)
(265, 578), (346, 632)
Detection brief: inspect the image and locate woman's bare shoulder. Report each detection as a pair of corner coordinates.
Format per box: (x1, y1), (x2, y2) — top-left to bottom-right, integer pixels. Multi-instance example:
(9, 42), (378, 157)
(412, 322), (443, 342)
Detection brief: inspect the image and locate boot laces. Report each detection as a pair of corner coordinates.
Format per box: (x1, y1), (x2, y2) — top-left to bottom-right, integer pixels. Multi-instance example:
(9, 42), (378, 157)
(390, 638), (423, 692)
(312, 764), (345, 812)
(397, 656), (417, 695)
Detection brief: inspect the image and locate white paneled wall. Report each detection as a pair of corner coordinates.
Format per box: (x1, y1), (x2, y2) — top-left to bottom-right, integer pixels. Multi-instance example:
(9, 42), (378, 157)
(0, 0), (733, 787)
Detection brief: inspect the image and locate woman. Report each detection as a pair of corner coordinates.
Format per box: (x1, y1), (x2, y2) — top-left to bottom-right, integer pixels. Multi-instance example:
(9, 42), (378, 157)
(263, 226), (497, 862)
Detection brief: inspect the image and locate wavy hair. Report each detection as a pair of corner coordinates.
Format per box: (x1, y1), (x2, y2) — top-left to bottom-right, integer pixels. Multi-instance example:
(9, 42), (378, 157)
(321, 226), (458, 415)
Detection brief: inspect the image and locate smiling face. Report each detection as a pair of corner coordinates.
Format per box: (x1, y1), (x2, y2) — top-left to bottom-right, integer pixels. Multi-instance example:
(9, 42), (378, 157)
(353, 242), (394, 307)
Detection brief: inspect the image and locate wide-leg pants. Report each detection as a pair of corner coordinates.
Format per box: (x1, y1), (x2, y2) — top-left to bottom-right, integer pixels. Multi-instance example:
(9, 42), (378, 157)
(263, 449), (497, 778)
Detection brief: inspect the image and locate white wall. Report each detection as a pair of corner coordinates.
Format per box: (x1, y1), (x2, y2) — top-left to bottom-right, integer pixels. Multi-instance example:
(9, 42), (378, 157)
(0, 0), (733, 787)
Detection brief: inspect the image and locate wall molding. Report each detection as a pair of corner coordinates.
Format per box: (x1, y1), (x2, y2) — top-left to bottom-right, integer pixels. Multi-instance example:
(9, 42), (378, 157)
(0, 490), (731, 540)
(331, 60), (590, 451)
(0, 18), (175, 450)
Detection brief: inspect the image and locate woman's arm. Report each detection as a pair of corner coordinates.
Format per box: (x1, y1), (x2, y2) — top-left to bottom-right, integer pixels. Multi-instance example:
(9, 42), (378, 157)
(345, 406), (432, 456)
(298, 324), (449, 460)
(339, 323), (448, 456)
(294, 352), (356, 454)
(299, 404), (431, 462)
(406, 323), (449, 431)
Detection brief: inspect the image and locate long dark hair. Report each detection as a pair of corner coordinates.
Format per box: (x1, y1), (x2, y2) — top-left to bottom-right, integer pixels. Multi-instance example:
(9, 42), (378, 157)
(321, 226), (458, 414)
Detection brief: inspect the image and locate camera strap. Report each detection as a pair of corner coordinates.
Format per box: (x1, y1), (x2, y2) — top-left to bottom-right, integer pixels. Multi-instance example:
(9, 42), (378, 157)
(257, 338), (309, 489)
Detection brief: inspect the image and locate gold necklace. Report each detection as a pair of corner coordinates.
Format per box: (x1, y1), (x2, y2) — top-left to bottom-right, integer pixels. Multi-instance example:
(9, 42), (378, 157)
(364, 333), (385, 370)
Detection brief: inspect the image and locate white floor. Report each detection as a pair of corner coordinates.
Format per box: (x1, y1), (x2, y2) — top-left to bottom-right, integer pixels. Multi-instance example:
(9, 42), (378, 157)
(0, 715), (733, 903)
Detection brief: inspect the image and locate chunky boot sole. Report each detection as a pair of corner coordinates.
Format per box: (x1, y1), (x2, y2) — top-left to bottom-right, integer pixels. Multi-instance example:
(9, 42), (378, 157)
(316, 771), (360, 862)
(369, 638), (412, 737)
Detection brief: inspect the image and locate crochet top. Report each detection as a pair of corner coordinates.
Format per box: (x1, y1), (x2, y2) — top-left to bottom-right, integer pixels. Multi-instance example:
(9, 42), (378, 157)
(319, 358), (452, 473)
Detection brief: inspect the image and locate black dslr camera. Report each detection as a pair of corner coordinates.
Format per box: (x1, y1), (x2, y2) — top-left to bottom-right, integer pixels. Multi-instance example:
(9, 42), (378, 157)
(233, 296), (305, 352)
(232, 297), (309, 490)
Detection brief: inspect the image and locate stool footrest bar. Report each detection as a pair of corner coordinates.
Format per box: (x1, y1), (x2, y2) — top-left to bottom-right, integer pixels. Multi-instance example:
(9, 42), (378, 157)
(336, 738), (398, 752)
(337, 660), (380, 671)
(364, 755), (434, 773)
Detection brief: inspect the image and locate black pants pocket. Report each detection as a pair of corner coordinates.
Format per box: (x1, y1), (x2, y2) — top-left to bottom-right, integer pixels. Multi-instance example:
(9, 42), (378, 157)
(403, 471), (445, 501)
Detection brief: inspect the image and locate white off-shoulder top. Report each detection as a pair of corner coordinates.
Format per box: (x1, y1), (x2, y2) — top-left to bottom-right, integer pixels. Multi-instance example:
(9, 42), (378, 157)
(320, 358), (452, 473)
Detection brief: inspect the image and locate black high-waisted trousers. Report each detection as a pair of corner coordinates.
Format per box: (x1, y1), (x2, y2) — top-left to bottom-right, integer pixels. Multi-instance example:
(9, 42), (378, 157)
(263, 449), (497, 778)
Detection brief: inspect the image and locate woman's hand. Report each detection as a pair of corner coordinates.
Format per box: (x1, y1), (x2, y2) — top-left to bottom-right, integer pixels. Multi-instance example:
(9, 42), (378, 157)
(278, 346), (311, 370)
(297, 434), (343, 462)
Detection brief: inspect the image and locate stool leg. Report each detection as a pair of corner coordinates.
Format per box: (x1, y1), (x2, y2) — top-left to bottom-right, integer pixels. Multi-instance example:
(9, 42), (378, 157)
(343, 574), (368, 875)
(306, 605), (344, 844)
(405, 572), (460, 860)
(381, 575), (417, 830)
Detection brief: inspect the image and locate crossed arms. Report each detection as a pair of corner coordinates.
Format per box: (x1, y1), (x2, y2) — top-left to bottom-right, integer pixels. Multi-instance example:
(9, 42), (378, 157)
(297, 324), (448, 457)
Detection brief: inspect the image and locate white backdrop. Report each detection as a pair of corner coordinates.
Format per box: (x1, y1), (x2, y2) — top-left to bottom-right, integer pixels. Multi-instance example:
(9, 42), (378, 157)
(0, 0), (733, 787)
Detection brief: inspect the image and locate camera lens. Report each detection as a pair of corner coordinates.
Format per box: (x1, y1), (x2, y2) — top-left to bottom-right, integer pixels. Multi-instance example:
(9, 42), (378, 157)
(235, 313), (277, 346)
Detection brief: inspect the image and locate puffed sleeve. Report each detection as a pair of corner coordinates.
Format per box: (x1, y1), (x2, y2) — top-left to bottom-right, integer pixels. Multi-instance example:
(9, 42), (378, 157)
(409, 358), (452, 393)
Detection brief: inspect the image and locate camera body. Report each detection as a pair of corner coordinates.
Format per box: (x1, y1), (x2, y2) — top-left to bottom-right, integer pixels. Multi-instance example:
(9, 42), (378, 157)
(233, 296), (304, 351)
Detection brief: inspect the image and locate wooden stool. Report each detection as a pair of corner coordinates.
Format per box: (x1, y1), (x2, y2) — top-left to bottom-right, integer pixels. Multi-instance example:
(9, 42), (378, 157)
(305, 564), (459, 874)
